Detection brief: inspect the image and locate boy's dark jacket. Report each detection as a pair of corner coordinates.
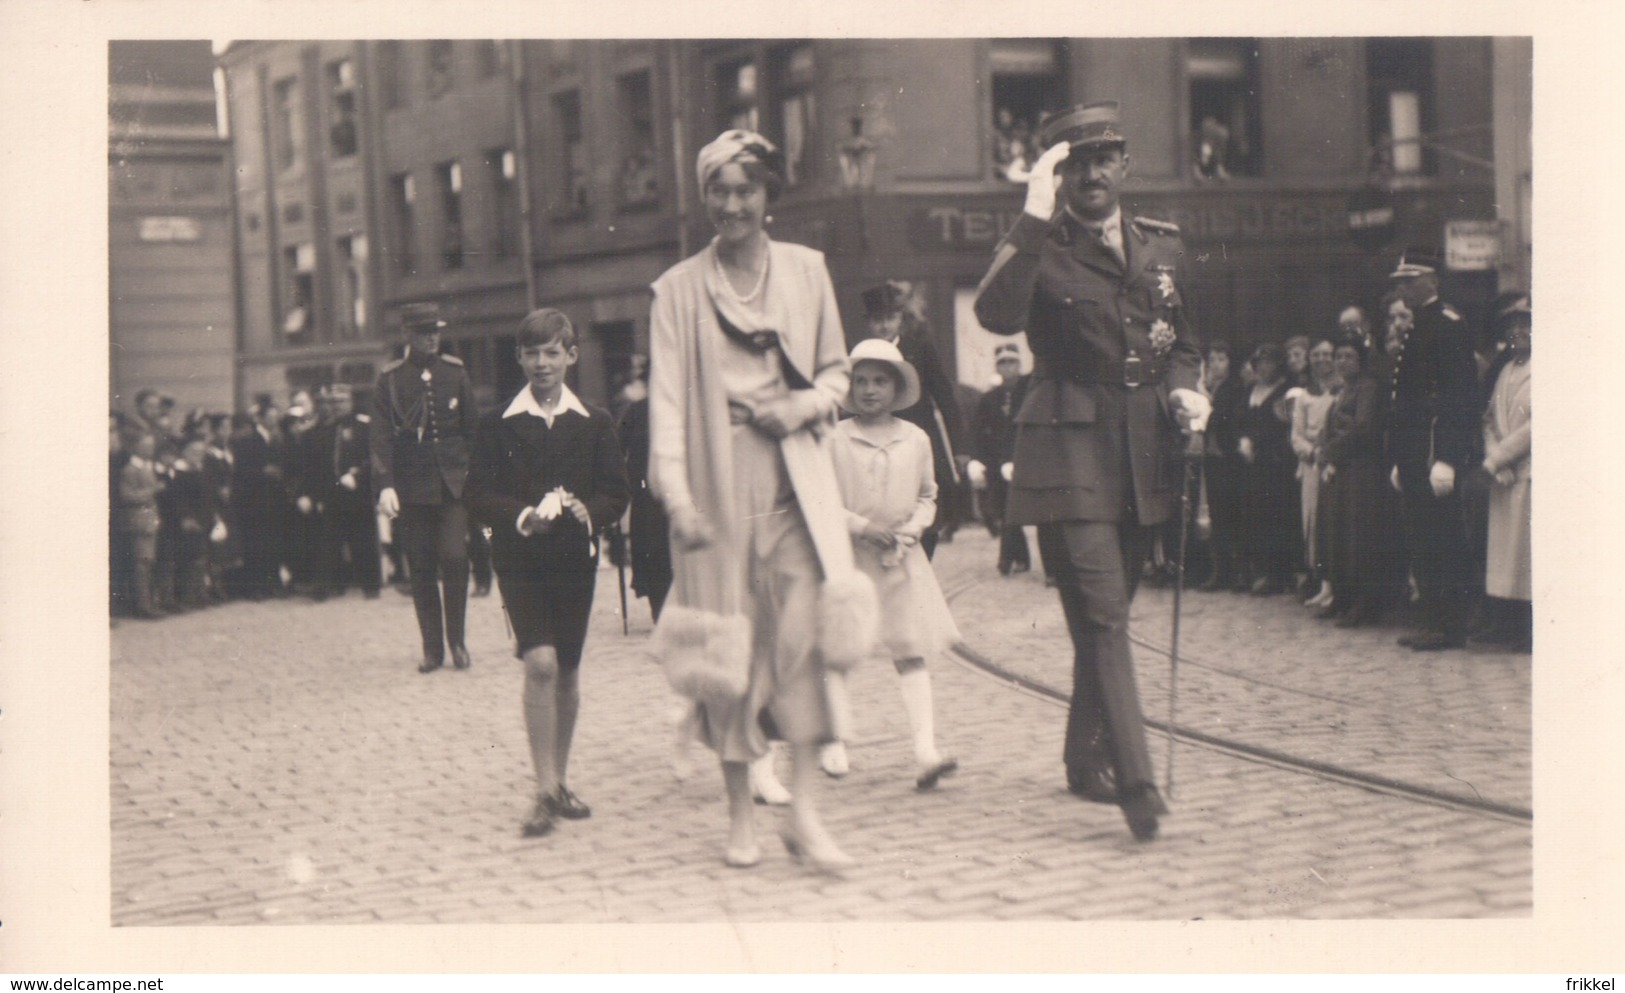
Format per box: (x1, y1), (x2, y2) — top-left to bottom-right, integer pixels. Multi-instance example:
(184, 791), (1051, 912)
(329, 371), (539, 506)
(466, 400), (631, 574)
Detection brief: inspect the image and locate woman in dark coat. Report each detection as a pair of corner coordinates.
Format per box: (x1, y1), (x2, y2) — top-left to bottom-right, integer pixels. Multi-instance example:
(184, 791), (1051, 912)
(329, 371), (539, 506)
(1236, 343), (1298, 595)
(616, 394), (672, 622)
(1318, 334), (1401, 626)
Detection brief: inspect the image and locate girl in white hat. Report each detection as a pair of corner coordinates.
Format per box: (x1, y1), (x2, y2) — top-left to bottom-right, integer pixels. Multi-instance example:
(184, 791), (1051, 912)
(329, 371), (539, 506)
(826, 338), (961, 790)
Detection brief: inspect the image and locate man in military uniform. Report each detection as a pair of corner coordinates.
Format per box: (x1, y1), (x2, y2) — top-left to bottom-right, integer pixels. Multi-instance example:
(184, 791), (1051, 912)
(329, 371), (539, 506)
(974, 101), (1210, 842)
(372, 303), (479, 672)
(967, 342), (1033, 575)
(300, 384), (381, 600)
(1385, 249), (1480, 651)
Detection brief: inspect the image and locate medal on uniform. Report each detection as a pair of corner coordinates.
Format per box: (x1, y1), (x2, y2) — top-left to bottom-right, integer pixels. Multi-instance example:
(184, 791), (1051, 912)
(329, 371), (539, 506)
(1155, 267), (1177, 302)
(421, 368), (432, 383)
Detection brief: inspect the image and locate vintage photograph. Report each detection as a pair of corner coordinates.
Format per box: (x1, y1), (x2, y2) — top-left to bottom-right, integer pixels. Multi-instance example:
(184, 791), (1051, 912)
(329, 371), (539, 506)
(104, 36), (1533, 927)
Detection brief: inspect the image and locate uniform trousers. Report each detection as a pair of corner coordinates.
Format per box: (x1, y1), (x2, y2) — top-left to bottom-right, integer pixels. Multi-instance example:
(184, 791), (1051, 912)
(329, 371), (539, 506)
(986, 477), (1032, 573)
(1037, 519), (1161, 800)
(400, 487), (470, 660)
(320, 494), (382, 595)
(1397, 464), (1475, 638)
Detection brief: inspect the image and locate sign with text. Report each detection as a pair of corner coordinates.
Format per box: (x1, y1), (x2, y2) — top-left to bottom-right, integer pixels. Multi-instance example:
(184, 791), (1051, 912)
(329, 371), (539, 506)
(1444, 220), (1503, 271)
(138, 216), (202, 242)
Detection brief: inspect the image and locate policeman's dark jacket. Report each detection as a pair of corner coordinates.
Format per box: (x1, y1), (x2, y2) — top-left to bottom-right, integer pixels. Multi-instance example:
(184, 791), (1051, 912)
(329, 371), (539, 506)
(973, 209), (1203, 526)
(370, 348), (478, 504)
(973, 373), (1031, 469)
(1386, 297), (1480, 476)
(466, 393), (631, 575)
(299, 412), (372, 505)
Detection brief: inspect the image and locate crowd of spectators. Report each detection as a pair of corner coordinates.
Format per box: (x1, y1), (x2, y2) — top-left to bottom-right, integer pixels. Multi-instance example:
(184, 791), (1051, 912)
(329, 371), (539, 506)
(110, 385), (494, 620)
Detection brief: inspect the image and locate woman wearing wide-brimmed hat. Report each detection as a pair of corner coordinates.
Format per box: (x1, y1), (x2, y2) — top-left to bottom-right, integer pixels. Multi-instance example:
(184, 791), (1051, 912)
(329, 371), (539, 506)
(646, 130), (877, 874)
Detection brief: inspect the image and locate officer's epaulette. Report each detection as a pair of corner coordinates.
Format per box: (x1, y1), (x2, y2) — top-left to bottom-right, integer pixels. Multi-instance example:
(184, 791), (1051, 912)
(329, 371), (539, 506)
(1441, 304), (1463, 322)
(380, 357), (407, 374)
(1130, 216), (1181, 236)
(439, 353), (464, 366)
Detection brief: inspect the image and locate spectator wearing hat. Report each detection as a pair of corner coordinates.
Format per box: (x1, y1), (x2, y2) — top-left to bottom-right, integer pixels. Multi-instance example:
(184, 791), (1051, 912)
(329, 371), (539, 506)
(861, 280), (971, 559)
(302, 384), (381, 599)
(968, 341), (1032, 575)
(1318, 332), (1401, 627)
(1386, 249), (1481, 651)
(973, 99), (1209, 842)
(231, 396), (287, 600)
(1475, 294), (1531, 650)
(1237, 343), (1299, 596)
(372, 302), (479, 673)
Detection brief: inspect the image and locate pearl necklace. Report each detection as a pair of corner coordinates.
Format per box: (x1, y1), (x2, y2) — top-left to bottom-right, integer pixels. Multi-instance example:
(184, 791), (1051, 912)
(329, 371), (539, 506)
(712, 244), (769, 305)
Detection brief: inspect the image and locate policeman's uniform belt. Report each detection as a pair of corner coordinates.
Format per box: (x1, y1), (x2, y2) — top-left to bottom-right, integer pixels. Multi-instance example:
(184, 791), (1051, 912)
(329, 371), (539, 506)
(1032, 356), (1164, 388)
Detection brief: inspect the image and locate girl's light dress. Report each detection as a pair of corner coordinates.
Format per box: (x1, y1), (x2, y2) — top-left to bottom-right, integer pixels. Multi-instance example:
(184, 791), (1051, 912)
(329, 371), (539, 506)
(830, 417), (962, 660)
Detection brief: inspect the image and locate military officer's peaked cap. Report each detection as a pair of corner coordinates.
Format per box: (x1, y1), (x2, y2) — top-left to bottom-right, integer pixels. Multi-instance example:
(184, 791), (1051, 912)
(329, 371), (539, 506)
(993, 343), (1022, 361)
(1389, 247), (1442, 279)
(400, 301), (448, 331)
(1038, 101), (1126, 152)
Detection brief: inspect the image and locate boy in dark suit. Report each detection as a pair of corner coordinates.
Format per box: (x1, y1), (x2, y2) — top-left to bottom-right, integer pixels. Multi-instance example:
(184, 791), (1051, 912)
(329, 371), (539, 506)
(467, 309), (631, 839)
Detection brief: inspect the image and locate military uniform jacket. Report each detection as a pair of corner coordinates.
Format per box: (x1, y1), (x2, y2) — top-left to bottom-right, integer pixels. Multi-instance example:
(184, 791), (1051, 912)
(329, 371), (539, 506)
(466, 400), (631, 575)
(1385, 297), (1479, 475)
(973, 209), (1202, 526)
(299, 413), (372, 506)
(370, 350), (477, 505)
(973, 374), (1032, 468)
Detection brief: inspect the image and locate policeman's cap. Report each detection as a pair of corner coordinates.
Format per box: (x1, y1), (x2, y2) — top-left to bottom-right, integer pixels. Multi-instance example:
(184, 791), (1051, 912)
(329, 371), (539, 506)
(993, 343), (1022, 363)
(1038, 101), (1126, 153)
(400, 302), (448, 332)
(1492, 292), (1531, 333)
(1389, 248), (1442, 280)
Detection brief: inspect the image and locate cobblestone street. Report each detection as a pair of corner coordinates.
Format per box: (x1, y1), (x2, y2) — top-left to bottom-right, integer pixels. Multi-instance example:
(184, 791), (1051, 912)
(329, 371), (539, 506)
(107, 529), (1530, 924)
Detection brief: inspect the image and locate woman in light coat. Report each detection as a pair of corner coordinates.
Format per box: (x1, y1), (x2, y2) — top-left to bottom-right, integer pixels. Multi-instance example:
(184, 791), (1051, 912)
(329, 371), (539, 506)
(1479, 295), (1532, 649)
(647, 130), (876, 874)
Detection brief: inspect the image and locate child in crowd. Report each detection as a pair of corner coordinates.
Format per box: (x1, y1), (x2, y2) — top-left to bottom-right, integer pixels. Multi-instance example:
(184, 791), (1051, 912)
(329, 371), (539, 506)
(824, 338), (960, 791)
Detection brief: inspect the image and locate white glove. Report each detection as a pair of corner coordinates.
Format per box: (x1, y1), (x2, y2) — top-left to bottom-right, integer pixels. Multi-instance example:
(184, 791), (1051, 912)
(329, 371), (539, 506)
(339, 470), (358, 491)
(1000, 462), (1014, 483)
(1390, 466), (1402, 493)
(296, 495), (314, 515)
(1022, 142), (1071, 220)
(967, 460), (988, 489)
(1169, 388), (1212, 433)
(378, 487), (400, 519)
(1428, 461), (1455, 497)
(1238, 437), (1255, 463)
(209, 518), (228, 543)
(535, 489), (565, 521)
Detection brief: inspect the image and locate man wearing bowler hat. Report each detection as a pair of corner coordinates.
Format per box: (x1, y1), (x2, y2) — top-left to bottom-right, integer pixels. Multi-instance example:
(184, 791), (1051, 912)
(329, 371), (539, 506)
(1385, 248), (1480, 651)
(372, 302), (479, 673)
(974, 100), (1209, 841)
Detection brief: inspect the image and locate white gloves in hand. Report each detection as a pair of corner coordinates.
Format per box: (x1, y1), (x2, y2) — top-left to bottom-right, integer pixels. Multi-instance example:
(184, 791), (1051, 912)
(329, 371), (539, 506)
(378, 487), (400, 518)
(1429, 461), (1455, 497)
(1022, 143), (1072, 220)
(296, 495), (314, 515)
(967, 460), (988, 489)
(1169, 388), (1212, 433)
(339, 471), (358, 491)
(1000, 462), (1014, 483)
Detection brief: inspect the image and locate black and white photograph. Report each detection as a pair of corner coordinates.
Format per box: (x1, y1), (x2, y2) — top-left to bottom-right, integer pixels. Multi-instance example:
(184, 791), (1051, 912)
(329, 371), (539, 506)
(2, 0), (1620, 979)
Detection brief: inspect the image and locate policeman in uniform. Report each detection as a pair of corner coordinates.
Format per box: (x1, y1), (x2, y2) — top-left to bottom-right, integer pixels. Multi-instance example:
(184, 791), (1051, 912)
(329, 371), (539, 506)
(372, 303), (479, 672)
(967, 342), (1033, 575)
(303, 384), (381, 599)
(1385, 249), (1480, 651)
(974, 101), (1210, 841)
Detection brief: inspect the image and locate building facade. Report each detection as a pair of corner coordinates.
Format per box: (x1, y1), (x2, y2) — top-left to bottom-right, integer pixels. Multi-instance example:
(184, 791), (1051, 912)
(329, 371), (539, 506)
(109, 41), (238, 415)
(217, 38), (1521, 411)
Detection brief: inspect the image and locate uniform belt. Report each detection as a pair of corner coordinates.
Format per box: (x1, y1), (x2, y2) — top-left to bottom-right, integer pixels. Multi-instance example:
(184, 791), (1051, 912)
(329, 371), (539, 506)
(1032, 356), (1163, 388)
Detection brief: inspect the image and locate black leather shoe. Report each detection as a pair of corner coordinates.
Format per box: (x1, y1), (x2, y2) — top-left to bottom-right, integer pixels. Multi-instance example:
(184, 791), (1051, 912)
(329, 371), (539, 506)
(549, 785), (592, 820)
(521, 796), (556, 838)
(418, 655), (444, 674)
(1066, 766), (1119, 805)
(450, 645), (472, 670)
(1121, 784), (1167, 842)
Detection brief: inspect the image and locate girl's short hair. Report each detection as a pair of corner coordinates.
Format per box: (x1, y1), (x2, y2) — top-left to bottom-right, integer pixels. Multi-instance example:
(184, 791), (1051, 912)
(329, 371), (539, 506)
(516, 308), (577, 350)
